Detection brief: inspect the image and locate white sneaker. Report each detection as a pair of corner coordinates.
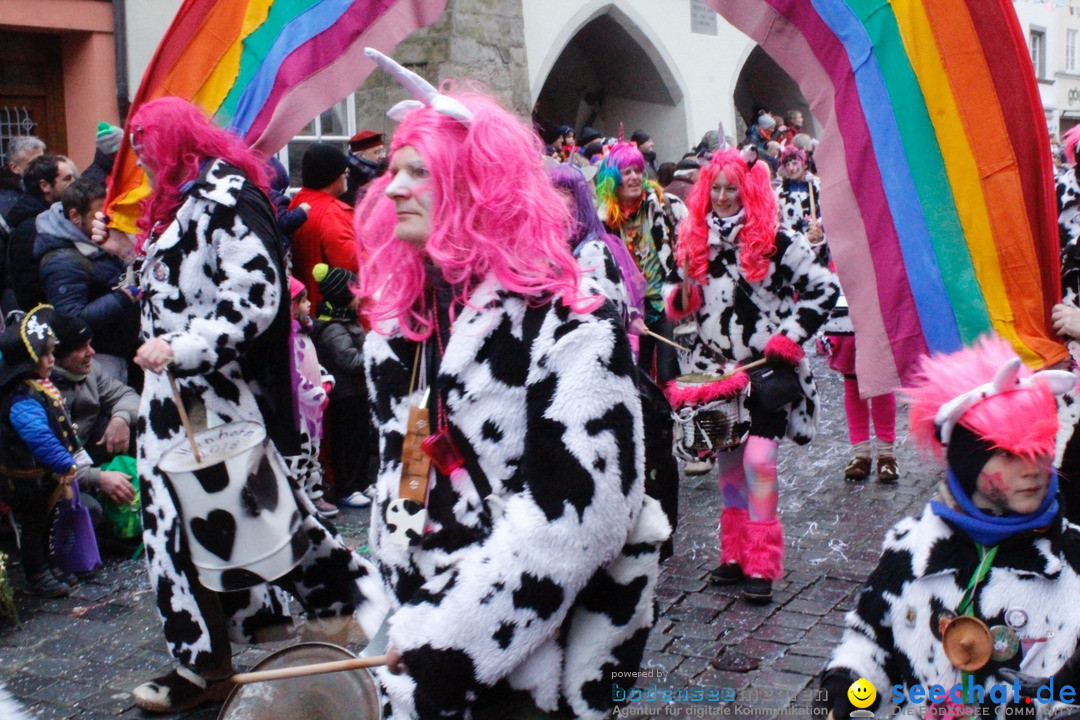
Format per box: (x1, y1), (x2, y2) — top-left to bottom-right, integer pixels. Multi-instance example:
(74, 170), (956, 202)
(684, 459), (714, 476)
(339, 491), (372, 508)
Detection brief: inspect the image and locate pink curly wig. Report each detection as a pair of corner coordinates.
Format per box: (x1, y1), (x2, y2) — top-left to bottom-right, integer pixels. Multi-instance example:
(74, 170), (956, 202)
(130, 97), (268, 250)
(595, 141), (664, 230)
(677, 150), (777, 284)
(355, 89), (599, 340)
(905, 335), (1060, 461)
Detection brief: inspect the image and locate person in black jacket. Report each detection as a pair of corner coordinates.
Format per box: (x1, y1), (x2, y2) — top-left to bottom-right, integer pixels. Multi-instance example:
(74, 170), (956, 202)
(80, 123), (122, 186)
(4, 154), (76, 313)
(311, 262), (372, 507)
(35, 178), (138, 382)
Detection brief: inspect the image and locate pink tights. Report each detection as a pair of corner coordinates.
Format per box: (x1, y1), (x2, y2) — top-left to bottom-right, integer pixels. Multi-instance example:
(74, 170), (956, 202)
(716, 436), (780, 522)
(843, 376), (896, 446)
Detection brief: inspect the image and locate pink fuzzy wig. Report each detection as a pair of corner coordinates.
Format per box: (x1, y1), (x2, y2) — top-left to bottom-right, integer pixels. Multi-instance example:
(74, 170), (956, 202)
(677, 150), (777, 284)
(595, 141), (664, 230)
(905, 335), (1061, 461)
(129, 97), (268, 251)
(355, 88), (598, 340)
(1064, 124), (1080, 166)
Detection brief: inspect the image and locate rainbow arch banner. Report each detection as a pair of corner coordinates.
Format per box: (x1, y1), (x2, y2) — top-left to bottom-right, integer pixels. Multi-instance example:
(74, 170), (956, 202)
(707, 0), (1066, 396)
(106, 0), (447, 235)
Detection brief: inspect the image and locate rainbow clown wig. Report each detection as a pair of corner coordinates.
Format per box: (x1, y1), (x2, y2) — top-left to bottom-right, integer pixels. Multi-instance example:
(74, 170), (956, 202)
(595, 141), (663, 230)
(355, 89), (599, 341)
(677, 149), (777, 284)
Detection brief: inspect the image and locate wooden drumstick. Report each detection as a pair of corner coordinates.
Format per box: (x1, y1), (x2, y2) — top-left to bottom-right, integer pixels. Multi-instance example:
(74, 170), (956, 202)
(231, 654), (389, 685)
(167, 370), (202, 463)
(717, 357), (769, 380)
(642, 328), (690, 352)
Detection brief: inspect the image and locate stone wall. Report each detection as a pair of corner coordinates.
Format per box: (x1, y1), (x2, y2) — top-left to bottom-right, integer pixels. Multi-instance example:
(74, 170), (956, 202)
(353, 0), (530, 136)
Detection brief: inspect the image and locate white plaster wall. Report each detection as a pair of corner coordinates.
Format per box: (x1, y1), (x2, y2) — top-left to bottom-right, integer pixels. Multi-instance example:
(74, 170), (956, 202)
(124, 0), (184, 101)
(523, 0), (755, 158)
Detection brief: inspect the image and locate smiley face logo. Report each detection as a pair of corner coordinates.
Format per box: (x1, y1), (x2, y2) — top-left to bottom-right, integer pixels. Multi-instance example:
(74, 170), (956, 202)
(847, 678), (876, 709)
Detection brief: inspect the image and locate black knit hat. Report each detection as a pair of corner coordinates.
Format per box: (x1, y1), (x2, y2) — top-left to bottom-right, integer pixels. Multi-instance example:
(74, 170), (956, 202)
(579, 126), (601, 146)
(630, 129), (651, 146)
(301, 142), (349, 190)
(51, 313), (93, 358)
(313, 262), (357, 308)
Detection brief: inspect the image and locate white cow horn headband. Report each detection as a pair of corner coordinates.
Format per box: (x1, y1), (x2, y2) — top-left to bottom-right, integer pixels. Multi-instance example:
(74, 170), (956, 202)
(934, 357), (1075, 446)
(364, 47), (473, 127)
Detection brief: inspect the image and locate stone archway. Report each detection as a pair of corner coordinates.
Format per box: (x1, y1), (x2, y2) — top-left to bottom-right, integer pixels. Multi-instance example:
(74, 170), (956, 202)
(733, 45), (815, 139)
(532, 5), (689, 163)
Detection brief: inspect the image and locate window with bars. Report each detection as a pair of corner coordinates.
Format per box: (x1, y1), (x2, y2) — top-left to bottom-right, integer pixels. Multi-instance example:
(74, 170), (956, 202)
(0, 106), (37, 167)
(1068, 29), (1078, 73)
(277, 95), (357, 189)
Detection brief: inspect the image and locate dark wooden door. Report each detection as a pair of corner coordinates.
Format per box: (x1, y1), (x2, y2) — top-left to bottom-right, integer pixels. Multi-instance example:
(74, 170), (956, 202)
(0, 31), (66, 165)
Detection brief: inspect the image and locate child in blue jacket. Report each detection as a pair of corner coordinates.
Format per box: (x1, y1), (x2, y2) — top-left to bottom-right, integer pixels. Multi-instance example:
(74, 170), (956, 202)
(0, 305), (89, 597)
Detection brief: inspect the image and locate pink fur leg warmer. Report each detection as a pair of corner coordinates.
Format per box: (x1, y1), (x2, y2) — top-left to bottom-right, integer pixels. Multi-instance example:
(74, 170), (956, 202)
(720, 507), (749, 566)
(764, 334), (804, 365)
(742, 518), (784, 580)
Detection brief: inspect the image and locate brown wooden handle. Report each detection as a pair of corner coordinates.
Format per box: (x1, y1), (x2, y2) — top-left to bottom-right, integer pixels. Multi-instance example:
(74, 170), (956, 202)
(167, 370), (202, 463)
(231, 654), (388, 685)
(642, 328), (689, 353)
(717, 357), (769, 380)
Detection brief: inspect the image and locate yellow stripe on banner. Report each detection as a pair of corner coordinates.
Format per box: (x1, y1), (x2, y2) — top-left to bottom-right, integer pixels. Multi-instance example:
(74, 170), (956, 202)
(109, 180), (152, 236)
(192, 0), (275, 115)
(888, 0), (1035, 361)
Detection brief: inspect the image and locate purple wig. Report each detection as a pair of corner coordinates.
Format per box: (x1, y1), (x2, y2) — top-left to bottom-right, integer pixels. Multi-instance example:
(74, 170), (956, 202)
(547, 164), (646, 314)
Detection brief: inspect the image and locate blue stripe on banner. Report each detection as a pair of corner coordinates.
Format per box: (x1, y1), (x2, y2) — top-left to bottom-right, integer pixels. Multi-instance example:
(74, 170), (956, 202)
(809, 0), (961, 352)
(228, 0), (353, 136)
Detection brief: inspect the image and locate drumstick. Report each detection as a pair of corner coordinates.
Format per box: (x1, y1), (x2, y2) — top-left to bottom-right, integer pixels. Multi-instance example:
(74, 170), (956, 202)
(717, 357), (769, 380)
(642, 328), (689, 352)
(807, 180), (821, 237)
(167, 370), (202, 463)
(231, 654), (389, 685)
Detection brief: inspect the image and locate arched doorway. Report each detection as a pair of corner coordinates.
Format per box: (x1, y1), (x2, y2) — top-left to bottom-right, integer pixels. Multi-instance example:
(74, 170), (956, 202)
(733, 45), (815, 139)
(533, 6), (688, 163)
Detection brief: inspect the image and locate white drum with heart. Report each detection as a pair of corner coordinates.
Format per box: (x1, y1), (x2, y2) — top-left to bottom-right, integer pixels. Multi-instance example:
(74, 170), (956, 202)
(157, 421), (309, 591)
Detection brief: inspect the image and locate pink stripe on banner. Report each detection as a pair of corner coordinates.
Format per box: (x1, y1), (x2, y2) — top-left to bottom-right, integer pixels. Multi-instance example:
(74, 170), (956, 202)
(247, 0), (449, 153)
(709, 0), (900, 396)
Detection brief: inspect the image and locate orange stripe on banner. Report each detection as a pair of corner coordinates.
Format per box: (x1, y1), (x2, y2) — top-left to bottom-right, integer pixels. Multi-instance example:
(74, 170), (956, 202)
(108, 0), (251, 234)
(920, 0), (1050, 362)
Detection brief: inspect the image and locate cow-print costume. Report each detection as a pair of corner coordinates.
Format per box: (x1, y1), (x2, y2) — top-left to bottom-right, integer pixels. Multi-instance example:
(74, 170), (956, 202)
(574, 233), (632, 325)
(777, 174), (823, 240)
(364, 275), (670, 719)
(823, 504), (1080, 717)
(1057, 163), (1080, 298)
(137, 160), (387, 674)
(667, 211), (839, 444)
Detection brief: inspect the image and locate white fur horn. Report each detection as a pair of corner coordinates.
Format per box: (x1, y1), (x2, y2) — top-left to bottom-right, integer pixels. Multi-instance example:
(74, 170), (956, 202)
(990, 357), (1022, 394)
(365, 47), (473, 127)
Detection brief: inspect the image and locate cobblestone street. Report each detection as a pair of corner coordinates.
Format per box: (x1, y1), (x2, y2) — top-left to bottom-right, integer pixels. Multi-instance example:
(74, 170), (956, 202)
(0, 355), (942, 719)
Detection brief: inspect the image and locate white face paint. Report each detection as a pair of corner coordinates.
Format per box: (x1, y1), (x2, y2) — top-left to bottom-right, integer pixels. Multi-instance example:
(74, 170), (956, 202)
(710, 169), (742, 218)
(385, 145), (433, 247)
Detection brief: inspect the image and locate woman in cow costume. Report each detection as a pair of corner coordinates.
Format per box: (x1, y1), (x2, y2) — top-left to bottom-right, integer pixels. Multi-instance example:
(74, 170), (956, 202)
(93, 98), (386, 714)
(355, 50), (669, 719)
(666, 149), (839, 604)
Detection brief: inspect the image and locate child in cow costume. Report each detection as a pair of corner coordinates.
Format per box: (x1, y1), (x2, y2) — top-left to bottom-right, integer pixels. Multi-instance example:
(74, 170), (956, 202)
(819, 337), (1080, 719)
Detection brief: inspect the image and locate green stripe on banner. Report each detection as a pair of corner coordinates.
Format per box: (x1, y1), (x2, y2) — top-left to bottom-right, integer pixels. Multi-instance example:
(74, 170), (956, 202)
(215, 0), (324, 124)
(845, 0), (991, 342)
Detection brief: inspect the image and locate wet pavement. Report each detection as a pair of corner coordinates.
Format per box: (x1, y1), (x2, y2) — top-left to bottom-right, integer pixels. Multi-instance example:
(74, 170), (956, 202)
(0, 355), (943, 719)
